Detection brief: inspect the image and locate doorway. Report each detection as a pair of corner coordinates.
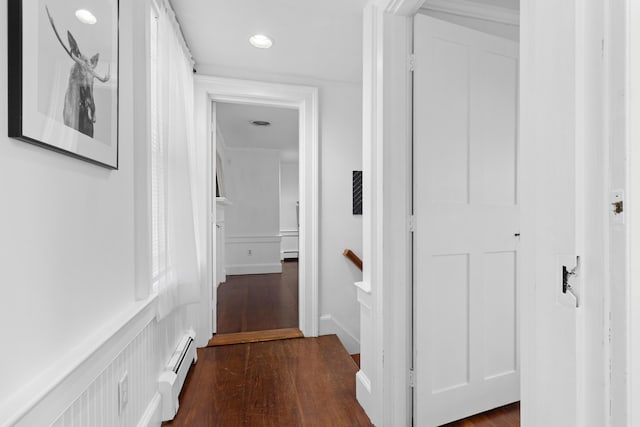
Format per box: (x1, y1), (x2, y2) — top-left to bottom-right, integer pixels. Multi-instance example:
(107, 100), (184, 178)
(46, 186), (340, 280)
(194, 75), (320, 341)
(212, 101), (301, 338)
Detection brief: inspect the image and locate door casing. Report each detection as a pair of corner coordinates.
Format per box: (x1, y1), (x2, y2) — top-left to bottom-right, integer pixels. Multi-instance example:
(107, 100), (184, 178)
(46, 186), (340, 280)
(193, 76), (319, 341)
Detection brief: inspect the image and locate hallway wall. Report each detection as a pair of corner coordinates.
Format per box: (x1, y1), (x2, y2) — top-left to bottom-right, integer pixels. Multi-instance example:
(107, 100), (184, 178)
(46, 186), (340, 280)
(0, 2), (196, 425)
(197, 65), (363, 353)
(0, 1), (135, 418)
(224, 148), (282, 274)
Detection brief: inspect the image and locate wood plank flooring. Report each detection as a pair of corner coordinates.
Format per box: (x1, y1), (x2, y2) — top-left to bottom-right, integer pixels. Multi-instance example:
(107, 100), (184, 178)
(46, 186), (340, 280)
(163, 335), (373, 427)
(217, 260), (298, 334)
(442, 402), (520, 427)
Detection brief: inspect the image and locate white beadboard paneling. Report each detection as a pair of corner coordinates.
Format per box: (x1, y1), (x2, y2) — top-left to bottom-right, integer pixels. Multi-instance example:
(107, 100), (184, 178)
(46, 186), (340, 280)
(9, 301), (193, 427)
(7, 295), (157, 427)
(49, 319), (160, 427)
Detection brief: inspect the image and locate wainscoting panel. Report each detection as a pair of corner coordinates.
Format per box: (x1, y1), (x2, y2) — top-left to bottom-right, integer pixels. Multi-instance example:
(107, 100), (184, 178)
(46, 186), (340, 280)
(10, 299), (194, 427)
(49, 320), (160, 427)
(226, 235), (282, 275)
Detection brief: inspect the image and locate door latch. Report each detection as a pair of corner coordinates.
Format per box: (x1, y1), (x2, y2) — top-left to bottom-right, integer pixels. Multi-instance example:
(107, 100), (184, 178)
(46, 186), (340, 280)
(559, 255), (580, 308)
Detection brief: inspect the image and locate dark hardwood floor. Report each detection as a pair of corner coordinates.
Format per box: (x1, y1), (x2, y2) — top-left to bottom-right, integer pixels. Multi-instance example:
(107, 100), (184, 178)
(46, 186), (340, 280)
(217, 260), (298, 334)
(442, 402), (520, 427)
(163, 335), (373, 427)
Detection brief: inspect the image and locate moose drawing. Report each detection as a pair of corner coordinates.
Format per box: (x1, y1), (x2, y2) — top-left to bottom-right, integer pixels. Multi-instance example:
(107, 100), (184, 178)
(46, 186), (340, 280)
(45, 6), (110, 138)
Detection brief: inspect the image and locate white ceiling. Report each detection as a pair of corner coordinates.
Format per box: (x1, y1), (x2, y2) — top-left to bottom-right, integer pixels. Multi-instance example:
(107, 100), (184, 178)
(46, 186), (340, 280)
(217, 103), (299, 155)
(171, 0), (368, 83)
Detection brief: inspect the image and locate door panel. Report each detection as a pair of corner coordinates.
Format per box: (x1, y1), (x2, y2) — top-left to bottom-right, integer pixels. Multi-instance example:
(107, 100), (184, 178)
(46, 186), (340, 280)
(413, 14), (520, 426)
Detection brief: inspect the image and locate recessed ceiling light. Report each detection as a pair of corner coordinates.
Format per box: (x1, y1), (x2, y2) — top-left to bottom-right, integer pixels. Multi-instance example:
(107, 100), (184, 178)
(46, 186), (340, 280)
(251, 120), (271, 126)
(249, 34), (273, 49)
(75, 9), (97, 25)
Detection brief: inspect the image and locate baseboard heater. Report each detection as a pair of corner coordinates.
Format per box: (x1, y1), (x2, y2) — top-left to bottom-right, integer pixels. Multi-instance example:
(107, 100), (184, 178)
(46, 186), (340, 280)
(159, 329), (197, 421)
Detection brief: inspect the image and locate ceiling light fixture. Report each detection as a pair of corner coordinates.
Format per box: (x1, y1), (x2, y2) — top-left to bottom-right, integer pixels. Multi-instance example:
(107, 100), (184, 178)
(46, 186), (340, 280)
(75, 9), (97, 25)
(251, 120), (271, 126)
(249, 34), (273, 49)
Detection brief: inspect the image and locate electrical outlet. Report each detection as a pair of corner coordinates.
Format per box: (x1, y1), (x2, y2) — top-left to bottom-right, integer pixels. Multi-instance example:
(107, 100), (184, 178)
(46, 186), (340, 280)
(118, 372), (129, 415)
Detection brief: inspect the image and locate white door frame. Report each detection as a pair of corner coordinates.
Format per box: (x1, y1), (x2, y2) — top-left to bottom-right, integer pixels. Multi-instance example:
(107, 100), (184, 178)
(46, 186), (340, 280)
(363, 0), (624, 425)
(359, 1), (419, 425)
(194, 75), (319, 339)
(623, 1), (640, 425)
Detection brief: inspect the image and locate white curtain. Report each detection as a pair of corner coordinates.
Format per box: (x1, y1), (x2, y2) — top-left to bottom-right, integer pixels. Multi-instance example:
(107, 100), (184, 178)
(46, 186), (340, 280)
(153, 0), (201, 319)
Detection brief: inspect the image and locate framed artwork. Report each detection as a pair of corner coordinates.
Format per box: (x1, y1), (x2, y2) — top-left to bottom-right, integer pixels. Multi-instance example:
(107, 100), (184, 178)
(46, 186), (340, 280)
(8, 0), (119, 169)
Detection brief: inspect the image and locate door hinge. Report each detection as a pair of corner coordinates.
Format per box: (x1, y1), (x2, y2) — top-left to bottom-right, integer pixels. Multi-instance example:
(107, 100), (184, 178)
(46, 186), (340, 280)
(409, 369), (415, 388)
(409, 54), (415, 72)
(409, 215), (416, 232)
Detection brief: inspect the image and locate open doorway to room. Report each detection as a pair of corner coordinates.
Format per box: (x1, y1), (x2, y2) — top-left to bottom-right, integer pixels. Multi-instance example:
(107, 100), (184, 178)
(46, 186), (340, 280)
(211, 101), (301, 344)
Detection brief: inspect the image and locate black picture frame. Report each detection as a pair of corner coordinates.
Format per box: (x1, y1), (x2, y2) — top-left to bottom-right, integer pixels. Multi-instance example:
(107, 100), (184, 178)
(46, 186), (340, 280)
(8, 0), (120, 169)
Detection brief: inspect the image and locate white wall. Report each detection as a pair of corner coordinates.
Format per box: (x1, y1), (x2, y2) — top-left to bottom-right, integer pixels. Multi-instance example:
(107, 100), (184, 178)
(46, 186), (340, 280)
(198, 64), (363, 352)
(0, 2), (198, 424)
(280, 160), (299, 258)
(0, 0), (135, 412)
(420, 9), (519, 41)
(224, 148), (282, 274)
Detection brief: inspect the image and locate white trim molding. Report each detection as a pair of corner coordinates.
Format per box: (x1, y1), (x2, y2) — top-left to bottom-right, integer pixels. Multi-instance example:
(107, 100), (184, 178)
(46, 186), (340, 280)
(0, 294), (158, 426)
(421, 0), (519, 26)
(361, 1), (416, 425)
(280, 229), (300, 236)
(226, 263), (283, 275)
(624, 1), (640, 425)
(319, 314), (360, 354)
(195, 75), (319, 338)
(226, 235), (282, 244)
(136, 392), (162, 427)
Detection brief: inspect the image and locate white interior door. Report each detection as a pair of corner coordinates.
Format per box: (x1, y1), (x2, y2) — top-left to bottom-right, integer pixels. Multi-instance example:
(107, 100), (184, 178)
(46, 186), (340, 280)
(413, 14), (520, 426)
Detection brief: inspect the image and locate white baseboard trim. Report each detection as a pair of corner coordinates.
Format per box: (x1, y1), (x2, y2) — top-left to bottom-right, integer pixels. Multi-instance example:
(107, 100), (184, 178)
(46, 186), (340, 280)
(137, 392), (162, 427)
(281, 250), (299, 260)
(1, 293), (158, 427)
(226, 263), (283, 275)
(356, 370), (373, 420)
(356, 370), (372, 393)
(319, 314), (360, 354)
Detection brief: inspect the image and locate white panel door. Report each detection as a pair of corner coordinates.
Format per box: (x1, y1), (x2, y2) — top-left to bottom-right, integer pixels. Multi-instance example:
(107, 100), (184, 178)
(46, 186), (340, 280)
(413, 14), (520, 426)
